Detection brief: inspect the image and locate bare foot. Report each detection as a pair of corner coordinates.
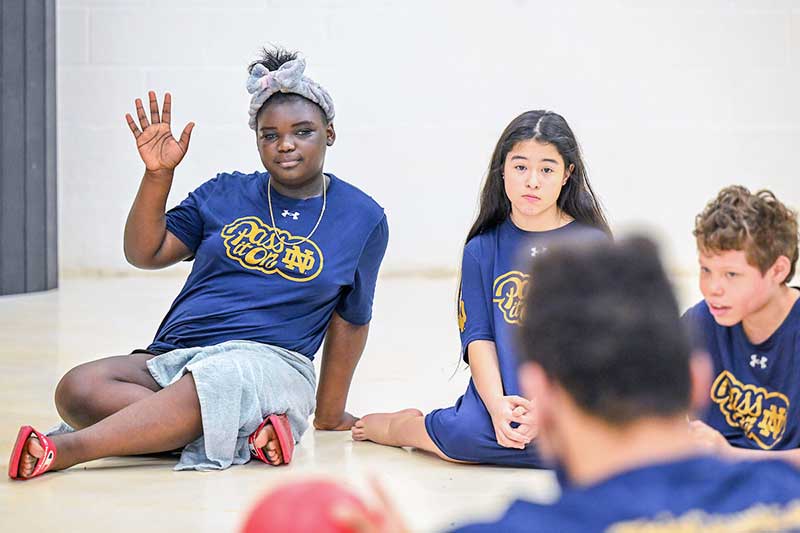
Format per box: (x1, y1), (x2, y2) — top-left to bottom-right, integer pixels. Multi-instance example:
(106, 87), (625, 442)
(253, 423), (284, 465)
(351, 408), (423, 445)
(17, 436), (45, 478)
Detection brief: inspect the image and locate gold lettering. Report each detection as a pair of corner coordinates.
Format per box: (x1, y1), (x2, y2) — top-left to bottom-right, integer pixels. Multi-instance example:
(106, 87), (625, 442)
(709, 370), (790, 450)
(220, 216), (323, 282)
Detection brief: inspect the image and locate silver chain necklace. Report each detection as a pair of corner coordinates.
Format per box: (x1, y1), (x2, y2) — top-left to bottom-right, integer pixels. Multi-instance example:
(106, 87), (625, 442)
(267, 176), (327, 245)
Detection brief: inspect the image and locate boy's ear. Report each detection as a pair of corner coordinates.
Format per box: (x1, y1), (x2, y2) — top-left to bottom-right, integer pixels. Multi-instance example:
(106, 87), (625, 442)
(769, 255), (792, 284)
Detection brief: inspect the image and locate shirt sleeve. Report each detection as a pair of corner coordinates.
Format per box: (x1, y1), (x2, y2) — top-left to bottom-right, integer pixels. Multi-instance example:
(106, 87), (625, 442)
(335, 214), (389, 325)
(680, 302), (710, 352)
(164, 176), (219, 254)
(459, 247), (494, 364)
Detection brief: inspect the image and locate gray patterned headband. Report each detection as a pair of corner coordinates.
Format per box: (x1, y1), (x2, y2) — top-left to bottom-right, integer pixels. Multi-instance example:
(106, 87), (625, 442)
(246, 56), (335, 130)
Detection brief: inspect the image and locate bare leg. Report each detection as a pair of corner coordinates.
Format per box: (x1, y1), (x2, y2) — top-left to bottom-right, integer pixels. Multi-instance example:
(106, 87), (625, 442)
(352, 409), (470, 463)
(55, 353), (161, 429)
(17, 372), (202, 478)
(16, 354), (287, 477)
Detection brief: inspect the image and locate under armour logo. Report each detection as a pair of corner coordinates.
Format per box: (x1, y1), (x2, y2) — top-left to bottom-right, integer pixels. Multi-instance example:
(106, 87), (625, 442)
(281, 210), (300, 220)
(750, 354), (768, 369)
(531, 247), (548, 258)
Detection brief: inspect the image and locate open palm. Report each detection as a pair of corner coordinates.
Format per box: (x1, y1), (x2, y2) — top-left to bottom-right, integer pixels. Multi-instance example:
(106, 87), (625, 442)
(125, 91), (194, 172)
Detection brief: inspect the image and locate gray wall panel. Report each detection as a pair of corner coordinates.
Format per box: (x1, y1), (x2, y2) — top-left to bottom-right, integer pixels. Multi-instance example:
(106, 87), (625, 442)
(0, 0), (57, 296)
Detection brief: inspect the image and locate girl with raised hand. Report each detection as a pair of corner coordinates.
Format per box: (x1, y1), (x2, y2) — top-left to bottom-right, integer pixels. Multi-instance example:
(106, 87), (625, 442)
(9, 47), (388, 479)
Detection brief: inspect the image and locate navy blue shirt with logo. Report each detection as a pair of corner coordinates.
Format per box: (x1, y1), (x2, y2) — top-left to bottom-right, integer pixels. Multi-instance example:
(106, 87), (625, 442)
(147, 171), (388, 359)
(451, 456), (800, 532)
(683, 297), (800, 450)
(424, 219), (606, 466)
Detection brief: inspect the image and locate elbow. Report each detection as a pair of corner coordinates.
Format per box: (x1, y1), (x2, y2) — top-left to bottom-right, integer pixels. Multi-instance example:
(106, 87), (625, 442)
(124, 246), (156, 270)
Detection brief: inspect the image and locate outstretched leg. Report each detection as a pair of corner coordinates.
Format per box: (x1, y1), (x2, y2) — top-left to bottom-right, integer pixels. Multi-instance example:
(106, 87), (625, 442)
(352, 409), (469, 463)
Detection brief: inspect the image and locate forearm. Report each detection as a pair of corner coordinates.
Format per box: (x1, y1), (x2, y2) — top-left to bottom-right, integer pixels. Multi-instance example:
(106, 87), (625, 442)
(467, 340), (505, 410)
(315, 312), (369, 429)
(124, 169), (174, 268)
(725, 445), (800, 466)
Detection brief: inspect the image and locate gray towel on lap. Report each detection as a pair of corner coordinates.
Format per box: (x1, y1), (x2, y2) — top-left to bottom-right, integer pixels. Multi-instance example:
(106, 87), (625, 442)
(47, 340), (315, 471)
(146, 340), (316, 471)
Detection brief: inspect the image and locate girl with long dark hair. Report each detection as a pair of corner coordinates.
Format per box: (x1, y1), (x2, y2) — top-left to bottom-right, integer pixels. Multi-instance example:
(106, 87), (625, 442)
(352, 110), (609, 466)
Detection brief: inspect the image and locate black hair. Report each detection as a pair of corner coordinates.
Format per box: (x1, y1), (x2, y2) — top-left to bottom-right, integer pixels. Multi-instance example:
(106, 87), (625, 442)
(466, 110), (610, 243)
(519, 236), (692, 425)
(456, 111), (610, 340)
(247, 46), (328, 124)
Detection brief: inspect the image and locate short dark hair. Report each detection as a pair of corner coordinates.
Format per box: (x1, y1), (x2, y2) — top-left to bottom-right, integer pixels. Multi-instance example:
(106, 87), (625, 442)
(247, 46), (328, 124)
(694, 185), (798, 283)
(519, 236), (691, 425)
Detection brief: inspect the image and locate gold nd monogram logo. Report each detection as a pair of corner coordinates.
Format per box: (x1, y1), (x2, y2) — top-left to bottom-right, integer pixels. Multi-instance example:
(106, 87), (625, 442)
(220, 216), (324, 282)
(492, 271), (530, 325)
(710, 370), (790, 450)
(282, 245), (316, 274)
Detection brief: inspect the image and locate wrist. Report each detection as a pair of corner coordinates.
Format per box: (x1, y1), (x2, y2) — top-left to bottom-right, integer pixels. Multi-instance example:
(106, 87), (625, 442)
(314, 408), (343, 425)
(483, 395), (504, 414)
(143, 168), (175, 182)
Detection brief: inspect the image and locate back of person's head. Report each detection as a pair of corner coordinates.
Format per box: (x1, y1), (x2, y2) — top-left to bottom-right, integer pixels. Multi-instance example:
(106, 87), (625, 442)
(520, 236), (691, 425)
(694, 185), (799, 284)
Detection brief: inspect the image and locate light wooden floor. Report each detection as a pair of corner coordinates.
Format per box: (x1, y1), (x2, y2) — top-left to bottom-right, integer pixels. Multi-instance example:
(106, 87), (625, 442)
(0, 273), (701, 532)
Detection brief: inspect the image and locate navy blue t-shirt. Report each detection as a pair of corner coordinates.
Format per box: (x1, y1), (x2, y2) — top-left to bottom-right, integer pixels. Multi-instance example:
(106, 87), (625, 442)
(424, 219), (607, 466)
(147, 171), (388, 359)
(683, 297), (800, 450)
(452, 456), (800, 532)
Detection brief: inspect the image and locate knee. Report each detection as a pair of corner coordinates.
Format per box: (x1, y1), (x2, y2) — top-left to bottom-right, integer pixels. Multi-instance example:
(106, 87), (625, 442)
(54, 365), (100, 422)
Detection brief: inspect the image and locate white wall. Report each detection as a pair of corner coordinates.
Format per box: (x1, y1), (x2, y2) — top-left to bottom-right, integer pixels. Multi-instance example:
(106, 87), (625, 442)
(56, 0), (800, 277)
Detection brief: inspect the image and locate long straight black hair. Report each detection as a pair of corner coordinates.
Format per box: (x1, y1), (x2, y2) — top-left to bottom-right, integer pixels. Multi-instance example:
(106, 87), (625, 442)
(466, 110), (610, 244)
(456, 111), (611, 338)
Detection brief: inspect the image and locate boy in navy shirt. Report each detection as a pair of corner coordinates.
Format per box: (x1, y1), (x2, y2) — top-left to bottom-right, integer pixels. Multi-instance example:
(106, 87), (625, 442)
(685, 186), (800, 461)
(338, 237), (800, 533)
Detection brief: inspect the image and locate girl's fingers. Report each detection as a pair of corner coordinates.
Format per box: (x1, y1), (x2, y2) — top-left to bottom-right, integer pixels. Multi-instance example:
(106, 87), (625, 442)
(178, 122), (195, 153)
(510, 408), (534, 424)
(135, 98), (150, 130)
(125, 113), (141, 138)
(500, 423), (529, 445)
(506, 396), (533, 409)
(162, 92), (172, 125)
(149, 91), (160, 124)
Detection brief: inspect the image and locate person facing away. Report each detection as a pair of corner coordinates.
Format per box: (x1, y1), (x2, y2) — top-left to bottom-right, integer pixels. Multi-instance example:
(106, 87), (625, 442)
(685, 186), (800, 465)
(352, 110), (610, 466)
(337, 237), (800, 533)
(9, 47), (388, 480)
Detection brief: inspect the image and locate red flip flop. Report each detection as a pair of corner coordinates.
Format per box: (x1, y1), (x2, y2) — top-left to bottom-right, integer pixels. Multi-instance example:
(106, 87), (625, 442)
(248, 414), (295, 466)
(8, 426), (58, 480)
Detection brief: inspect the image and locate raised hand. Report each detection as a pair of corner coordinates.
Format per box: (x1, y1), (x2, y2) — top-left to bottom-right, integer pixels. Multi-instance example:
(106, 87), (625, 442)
(125, 91), (194, 173)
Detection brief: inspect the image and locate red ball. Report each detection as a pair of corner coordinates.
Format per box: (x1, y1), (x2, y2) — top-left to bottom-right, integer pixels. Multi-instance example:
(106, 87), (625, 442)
(241, 479), (376, 533)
